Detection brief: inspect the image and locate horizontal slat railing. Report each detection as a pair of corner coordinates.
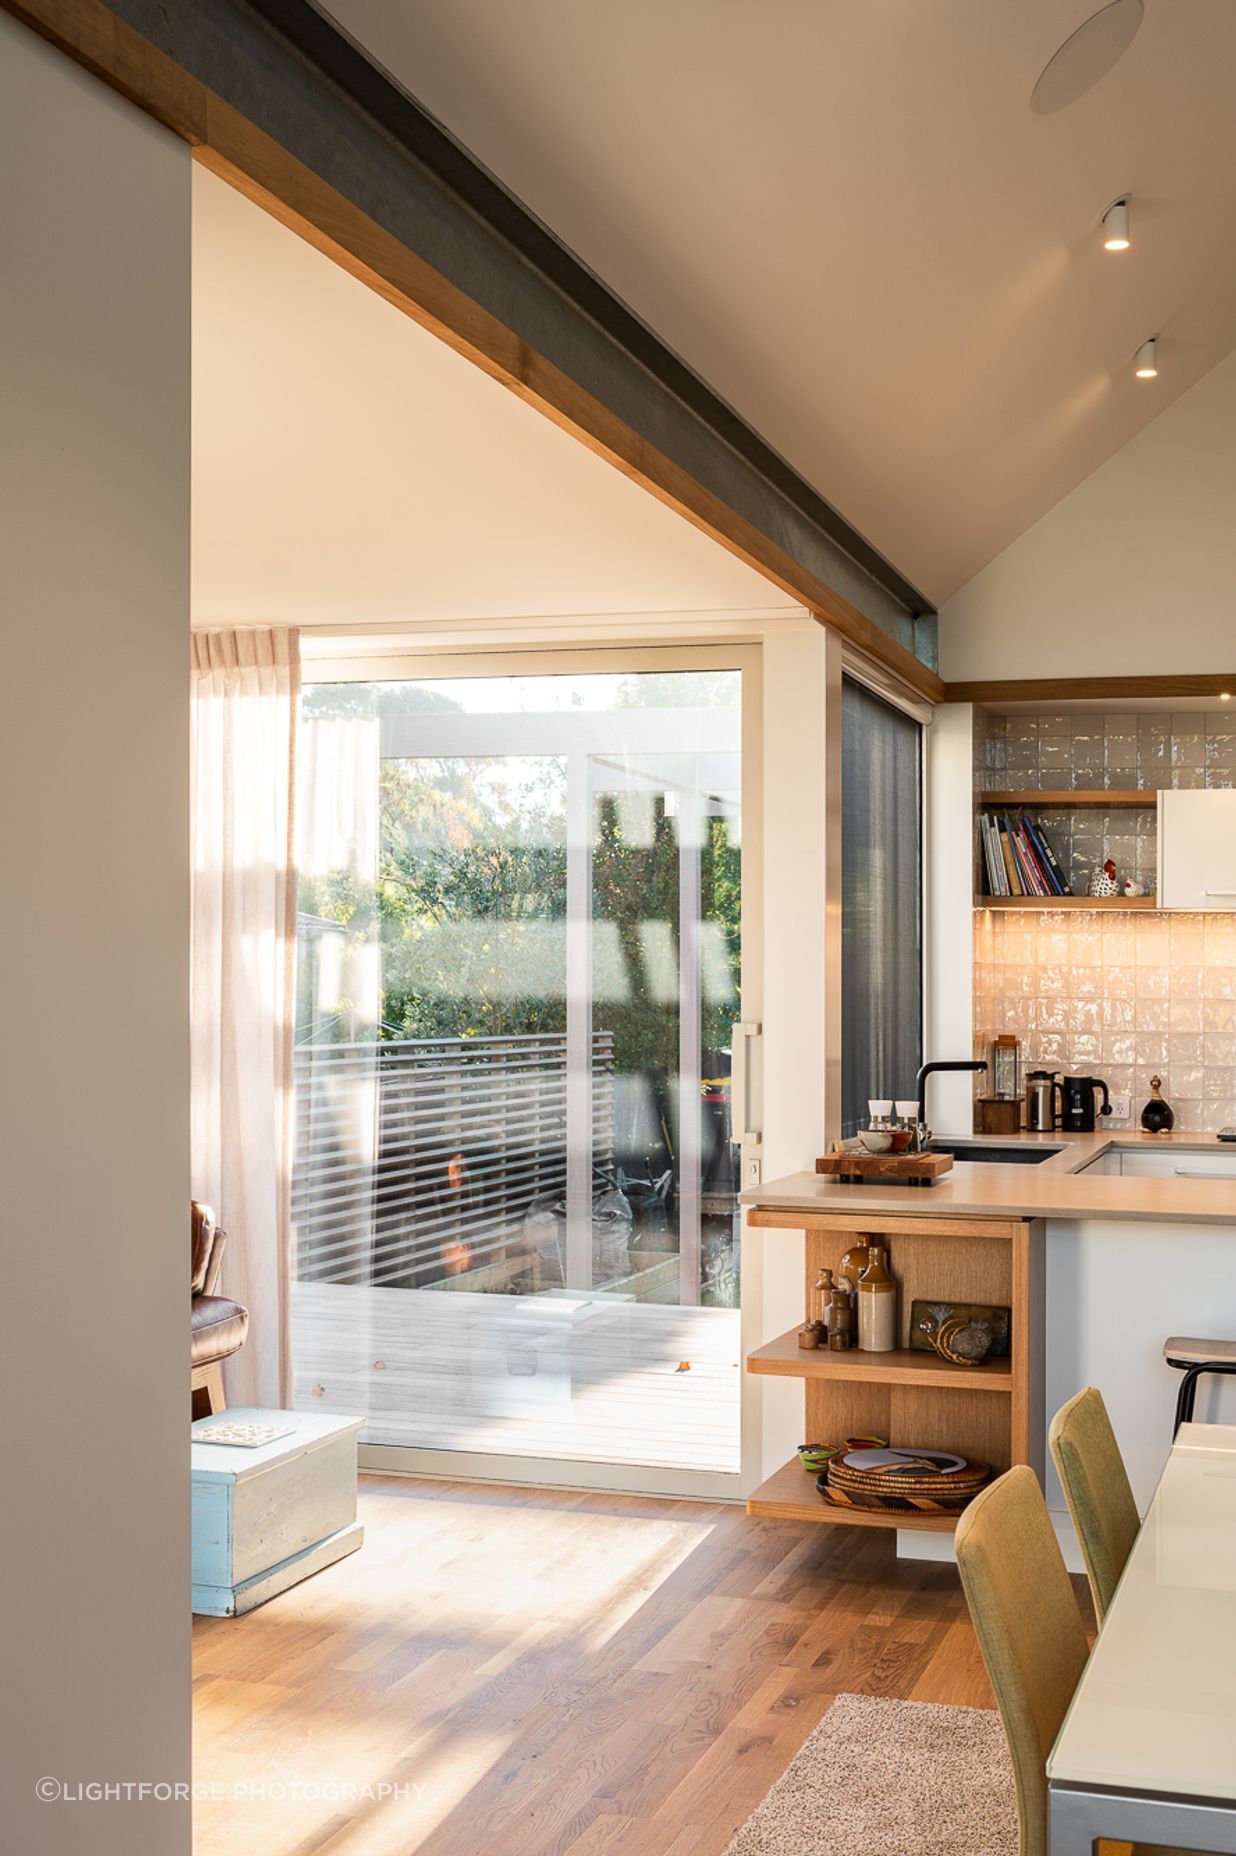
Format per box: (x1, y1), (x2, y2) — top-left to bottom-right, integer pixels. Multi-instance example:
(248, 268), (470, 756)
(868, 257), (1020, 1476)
(292, 1031), (615, 1288)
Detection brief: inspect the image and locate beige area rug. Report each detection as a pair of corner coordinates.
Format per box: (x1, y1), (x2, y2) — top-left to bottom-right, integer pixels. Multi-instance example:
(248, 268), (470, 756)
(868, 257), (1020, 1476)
(723, 1692), (1018, 1856)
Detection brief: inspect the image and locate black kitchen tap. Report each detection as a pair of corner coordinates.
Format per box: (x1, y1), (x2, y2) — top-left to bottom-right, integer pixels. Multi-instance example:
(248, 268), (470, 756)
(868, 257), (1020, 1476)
(915, 1060), (988, 1143)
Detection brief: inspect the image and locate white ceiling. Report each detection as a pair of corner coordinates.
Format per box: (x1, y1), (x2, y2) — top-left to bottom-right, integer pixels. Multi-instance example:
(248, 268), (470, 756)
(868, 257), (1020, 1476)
(326, 0), (1236, 604)
(191, 166), (790, 629)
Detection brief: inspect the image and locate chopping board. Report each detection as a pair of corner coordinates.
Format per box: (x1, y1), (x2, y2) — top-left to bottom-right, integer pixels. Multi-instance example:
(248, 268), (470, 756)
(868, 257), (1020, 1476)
(815, 1149), (954, 1185)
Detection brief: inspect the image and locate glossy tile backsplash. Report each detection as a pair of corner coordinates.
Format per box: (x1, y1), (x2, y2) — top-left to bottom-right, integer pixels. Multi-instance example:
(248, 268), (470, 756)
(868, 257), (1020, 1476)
(977, 710), (1236, 791)
(975, 711), (1236, 896)
(973, 711), (1236, 1133)
(975, 900), (1236, 1133)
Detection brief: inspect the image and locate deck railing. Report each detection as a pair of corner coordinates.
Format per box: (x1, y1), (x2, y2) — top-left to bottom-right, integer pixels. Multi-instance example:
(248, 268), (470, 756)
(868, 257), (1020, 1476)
(292, 1031), (615, 1290)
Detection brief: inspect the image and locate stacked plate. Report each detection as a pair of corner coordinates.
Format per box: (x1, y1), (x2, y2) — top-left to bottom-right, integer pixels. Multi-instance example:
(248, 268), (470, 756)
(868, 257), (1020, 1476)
(819, 1447), (990, 1516)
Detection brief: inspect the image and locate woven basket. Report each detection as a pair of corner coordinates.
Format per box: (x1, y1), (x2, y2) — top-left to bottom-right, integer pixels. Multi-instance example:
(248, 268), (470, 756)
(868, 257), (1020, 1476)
(822, 1450), (990, 1515)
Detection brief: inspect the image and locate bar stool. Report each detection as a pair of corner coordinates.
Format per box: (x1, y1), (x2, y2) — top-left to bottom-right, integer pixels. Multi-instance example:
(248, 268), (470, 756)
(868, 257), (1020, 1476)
(1163, 1336), (1236, 1435)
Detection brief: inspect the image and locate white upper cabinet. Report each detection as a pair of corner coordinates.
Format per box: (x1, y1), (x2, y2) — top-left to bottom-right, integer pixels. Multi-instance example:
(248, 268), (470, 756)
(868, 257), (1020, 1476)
(1157, 789), (1236, 909)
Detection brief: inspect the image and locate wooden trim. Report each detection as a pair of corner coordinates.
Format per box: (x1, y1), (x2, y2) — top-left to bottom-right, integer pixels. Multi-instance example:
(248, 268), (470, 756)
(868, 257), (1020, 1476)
(745, 1209), (1023, 1239)
(977, 789), (1155, 808)
(4, 0), (944, 704)
(945, 674), (1236, 704)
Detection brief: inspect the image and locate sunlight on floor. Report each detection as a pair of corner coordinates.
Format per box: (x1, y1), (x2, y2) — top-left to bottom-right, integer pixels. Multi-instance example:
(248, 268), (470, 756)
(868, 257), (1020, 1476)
(193, 1477), (719, 1855)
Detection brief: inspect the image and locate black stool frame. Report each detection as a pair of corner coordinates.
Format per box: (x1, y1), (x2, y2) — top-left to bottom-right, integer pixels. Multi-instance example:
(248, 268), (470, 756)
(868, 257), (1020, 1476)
(1167, 1357), (1236, 1436)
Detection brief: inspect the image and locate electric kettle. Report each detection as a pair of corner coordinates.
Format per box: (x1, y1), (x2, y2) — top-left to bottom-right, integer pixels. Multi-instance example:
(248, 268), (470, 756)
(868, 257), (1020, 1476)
(1060, 1074), (1112, 1133)
(1025, 1070), (1062, 1133)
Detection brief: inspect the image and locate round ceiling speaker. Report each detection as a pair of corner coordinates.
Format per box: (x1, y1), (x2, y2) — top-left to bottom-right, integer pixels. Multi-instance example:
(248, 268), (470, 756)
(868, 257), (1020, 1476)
(1031, 0), (1145, 114)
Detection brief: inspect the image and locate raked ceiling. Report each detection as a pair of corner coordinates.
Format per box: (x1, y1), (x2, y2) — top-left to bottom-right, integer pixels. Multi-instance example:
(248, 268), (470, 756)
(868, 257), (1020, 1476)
(325, 0), (1236, 605)
(191, 165), (790, 630)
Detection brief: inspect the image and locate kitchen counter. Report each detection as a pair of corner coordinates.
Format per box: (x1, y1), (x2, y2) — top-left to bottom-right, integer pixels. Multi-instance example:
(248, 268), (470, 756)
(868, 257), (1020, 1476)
(741, 1129), (1236, 1225)
(743, 1126), (1236, 1551)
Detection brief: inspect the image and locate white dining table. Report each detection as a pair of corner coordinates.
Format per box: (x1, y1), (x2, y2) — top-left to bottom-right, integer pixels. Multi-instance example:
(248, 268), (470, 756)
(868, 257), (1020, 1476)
(1049, 1420), (1236, 1854)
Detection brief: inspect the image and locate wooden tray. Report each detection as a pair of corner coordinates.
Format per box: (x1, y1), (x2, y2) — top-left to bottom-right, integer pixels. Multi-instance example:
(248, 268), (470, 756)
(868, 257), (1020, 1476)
(815, 1150), (954, 1186)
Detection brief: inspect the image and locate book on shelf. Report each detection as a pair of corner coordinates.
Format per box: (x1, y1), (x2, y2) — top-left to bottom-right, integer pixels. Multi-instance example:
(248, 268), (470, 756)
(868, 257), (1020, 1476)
(979, 813), (1007, 895)
(979, 810), (1073, 899)
(1023, 814), (1073, 895)
(1013, 820), (1048, 895)
(998, 821), (1021, 895)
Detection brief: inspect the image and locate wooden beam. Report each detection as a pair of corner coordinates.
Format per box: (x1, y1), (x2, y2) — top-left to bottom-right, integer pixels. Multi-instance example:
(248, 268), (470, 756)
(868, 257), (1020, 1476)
(5, 0), (945, 704)
(945, 673), (1236, 704)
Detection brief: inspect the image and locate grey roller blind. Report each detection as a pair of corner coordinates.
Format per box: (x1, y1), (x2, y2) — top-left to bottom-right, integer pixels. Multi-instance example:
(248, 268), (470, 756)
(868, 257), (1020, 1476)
(841, 677), (923, 1138)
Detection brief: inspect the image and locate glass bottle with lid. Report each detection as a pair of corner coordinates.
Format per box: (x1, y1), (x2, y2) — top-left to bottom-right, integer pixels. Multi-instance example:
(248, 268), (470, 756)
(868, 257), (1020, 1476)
(991, 1034), (1021, 1101)
(811, 1267), (834, 1335)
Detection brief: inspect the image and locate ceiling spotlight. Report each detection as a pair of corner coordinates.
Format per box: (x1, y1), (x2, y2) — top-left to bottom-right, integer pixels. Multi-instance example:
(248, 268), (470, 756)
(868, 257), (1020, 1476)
(1134, 337), (1158, 378)
(1101, 196), (1131, 250)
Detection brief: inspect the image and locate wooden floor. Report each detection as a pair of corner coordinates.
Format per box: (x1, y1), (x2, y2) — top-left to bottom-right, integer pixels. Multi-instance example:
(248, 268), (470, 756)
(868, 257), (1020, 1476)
(192, 1471), (1072, 1856)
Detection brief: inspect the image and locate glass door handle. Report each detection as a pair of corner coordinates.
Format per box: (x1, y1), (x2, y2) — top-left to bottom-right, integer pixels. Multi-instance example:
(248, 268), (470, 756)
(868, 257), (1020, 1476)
(731, 1021), (762, 1145)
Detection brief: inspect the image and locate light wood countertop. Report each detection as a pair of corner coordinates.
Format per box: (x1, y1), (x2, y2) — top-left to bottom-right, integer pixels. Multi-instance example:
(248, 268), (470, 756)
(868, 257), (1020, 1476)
(741, 1130), (1236, 1225)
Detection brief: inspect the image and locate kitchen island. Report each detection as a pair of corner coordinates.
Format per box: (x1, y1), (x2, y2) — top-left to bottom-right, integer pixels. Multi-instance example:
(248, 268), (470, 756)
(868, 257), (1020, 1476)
(741, 1129), (1236, 1560)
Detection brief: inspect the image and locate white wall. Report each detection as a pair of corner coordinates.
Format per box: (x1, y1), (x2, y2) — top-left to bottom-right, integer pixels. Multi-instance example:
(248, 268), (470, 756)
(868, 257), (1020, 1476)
(941, 349), (1236, 680)
(924, 703), (977, 1133)
(751, 624), (837, 1481)
(0, 21), (191, 1855)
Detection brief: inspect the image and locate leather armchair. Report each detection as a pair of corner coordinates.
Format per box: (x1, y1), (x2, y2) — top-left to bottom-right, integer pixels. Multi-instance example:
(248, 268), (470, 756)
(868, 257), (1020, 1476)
(191, 1202), (249, 1418)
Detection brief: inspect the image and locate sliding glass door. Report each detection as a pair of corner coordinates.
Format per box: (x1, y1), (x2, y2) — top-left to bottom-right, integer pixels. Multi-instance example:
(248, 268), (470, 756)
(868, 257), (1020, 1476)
(292, 656), (750, 1485)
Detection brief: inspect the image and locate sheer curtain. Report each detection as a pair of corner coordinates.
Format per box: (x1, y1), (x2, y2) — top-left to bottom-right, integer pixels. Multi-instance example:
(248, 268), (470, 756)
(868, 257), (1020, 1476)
(191, 628), (300, 1407)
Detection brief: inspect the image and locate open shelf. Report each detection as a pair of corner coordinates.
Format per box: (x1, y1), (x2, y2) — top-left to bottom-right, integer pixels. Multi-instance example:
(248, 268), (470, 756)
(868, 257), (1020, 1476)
(977, 789), (1155, 808)
(743, 1214), (1040, 1531)
(976, 894), (1157, 910)
(746, 1330), (1013, 1393)
(747, 1458), (961, 1531)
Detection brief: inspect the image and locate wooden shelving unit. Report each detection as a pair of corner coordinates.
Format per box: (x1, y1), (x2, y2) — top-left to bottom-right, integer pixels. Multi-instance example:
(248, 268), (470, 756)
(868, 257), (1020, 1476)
(743, 1209), (1043, 1534)
(978, 894), (1156, 911)
(977, 789), (1155, 809)
(746, 1458), (962, 1531)
(747, 1331), (1014, 1392)
(975, 787), (1158, 907)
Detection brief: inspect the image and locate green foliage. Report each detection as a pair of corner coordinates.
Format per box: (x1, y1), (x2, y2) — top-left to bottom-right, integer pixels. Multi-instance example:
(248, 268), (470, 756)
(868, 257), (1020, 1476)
(296, 681), (741, 1079)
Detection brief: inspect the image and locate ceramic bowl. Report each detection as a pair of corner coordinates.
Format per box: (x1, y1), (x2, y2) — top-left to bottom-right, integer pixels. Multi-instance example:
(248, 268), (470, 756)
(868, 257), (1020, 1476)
(857, 1128), (893, 1153)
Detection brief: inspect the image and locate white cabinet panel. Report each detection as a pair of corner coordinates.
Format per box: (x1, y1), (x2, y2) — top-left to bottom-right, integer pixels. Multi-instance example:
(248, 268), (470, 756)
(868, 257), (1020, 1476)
(1077, 1155), (1122, 1177)
(1158, 788), (1236, 909)
(1045, 1220), (1236, 1523)
(1119, 1147), (1236, 1178)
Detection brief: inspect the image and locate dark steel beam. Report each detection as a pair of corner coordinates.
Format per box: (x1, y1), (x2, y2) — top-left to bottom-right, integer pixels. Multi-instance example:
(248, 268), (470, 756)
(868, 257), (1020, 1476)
(8, 0), (938, 674)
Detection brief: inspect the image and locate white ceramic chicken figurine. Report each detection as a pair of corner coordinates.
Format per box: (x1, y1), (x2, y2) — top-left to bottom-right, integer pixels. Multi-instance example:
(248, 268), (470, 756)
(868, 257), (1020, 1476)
(1124, 876), (1146, 897)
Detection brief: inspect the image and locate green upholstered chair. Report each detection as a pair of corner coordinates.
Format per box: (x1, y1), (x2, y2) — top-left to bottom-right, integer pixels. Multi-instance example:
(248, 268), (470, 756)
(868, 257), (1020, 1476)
(1049, 1385), (1140, 1627)
(956, 1466), (1089, 1856)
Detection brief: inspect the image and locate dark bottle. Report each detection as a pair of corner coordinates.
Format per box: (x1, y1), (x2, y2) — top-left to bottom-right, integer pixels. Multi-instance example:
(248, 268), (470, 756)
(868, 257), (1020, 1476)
(1140, 1074), (1175, 1135)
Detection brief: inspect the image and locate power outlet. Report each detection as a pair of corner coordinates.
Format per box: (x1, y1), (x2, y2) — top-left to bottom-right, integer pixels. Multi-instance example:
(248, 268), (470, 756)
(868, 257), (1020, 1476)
(1108, 1094), (1132, 1124)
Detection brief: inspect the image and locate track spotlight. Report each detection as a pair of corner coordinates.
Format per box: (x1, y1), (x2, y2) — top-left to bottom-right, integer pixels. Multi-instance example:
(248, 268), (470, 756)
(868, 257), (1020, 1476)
(1101, 196), (1131, 250)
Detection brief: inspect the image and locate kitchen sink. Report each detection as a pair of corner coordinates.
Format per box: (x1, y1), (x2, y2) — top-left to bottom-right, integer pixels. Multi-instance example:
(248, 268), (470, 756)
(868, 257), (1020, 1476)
(928, 1140), (1063, 1166)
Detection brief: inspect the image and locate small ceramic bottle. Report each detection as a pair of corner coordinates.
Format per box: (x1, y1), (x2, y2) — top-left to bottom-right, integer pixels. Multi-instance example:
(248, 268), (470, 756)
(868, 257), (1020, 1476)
(828, 1288), (853, 1351)
(1140, 1075), (1175, 1135)
(837, 1241), (870, 1315)
(857, 1245), (897, 1352)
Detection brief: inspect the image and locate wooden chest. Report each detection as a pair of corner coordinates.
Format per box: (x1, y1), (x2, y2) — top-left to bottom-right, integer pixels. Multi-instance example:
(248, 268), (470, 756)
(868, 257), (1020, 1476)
(191, 1407), (363, 1616)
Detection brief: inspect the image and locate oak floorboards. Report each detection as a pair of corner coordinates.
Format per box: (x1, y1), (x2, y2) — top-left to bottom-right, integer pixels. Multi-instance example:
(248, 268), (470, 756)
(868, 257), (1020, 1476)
(193, 1472), (1089, 1856)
